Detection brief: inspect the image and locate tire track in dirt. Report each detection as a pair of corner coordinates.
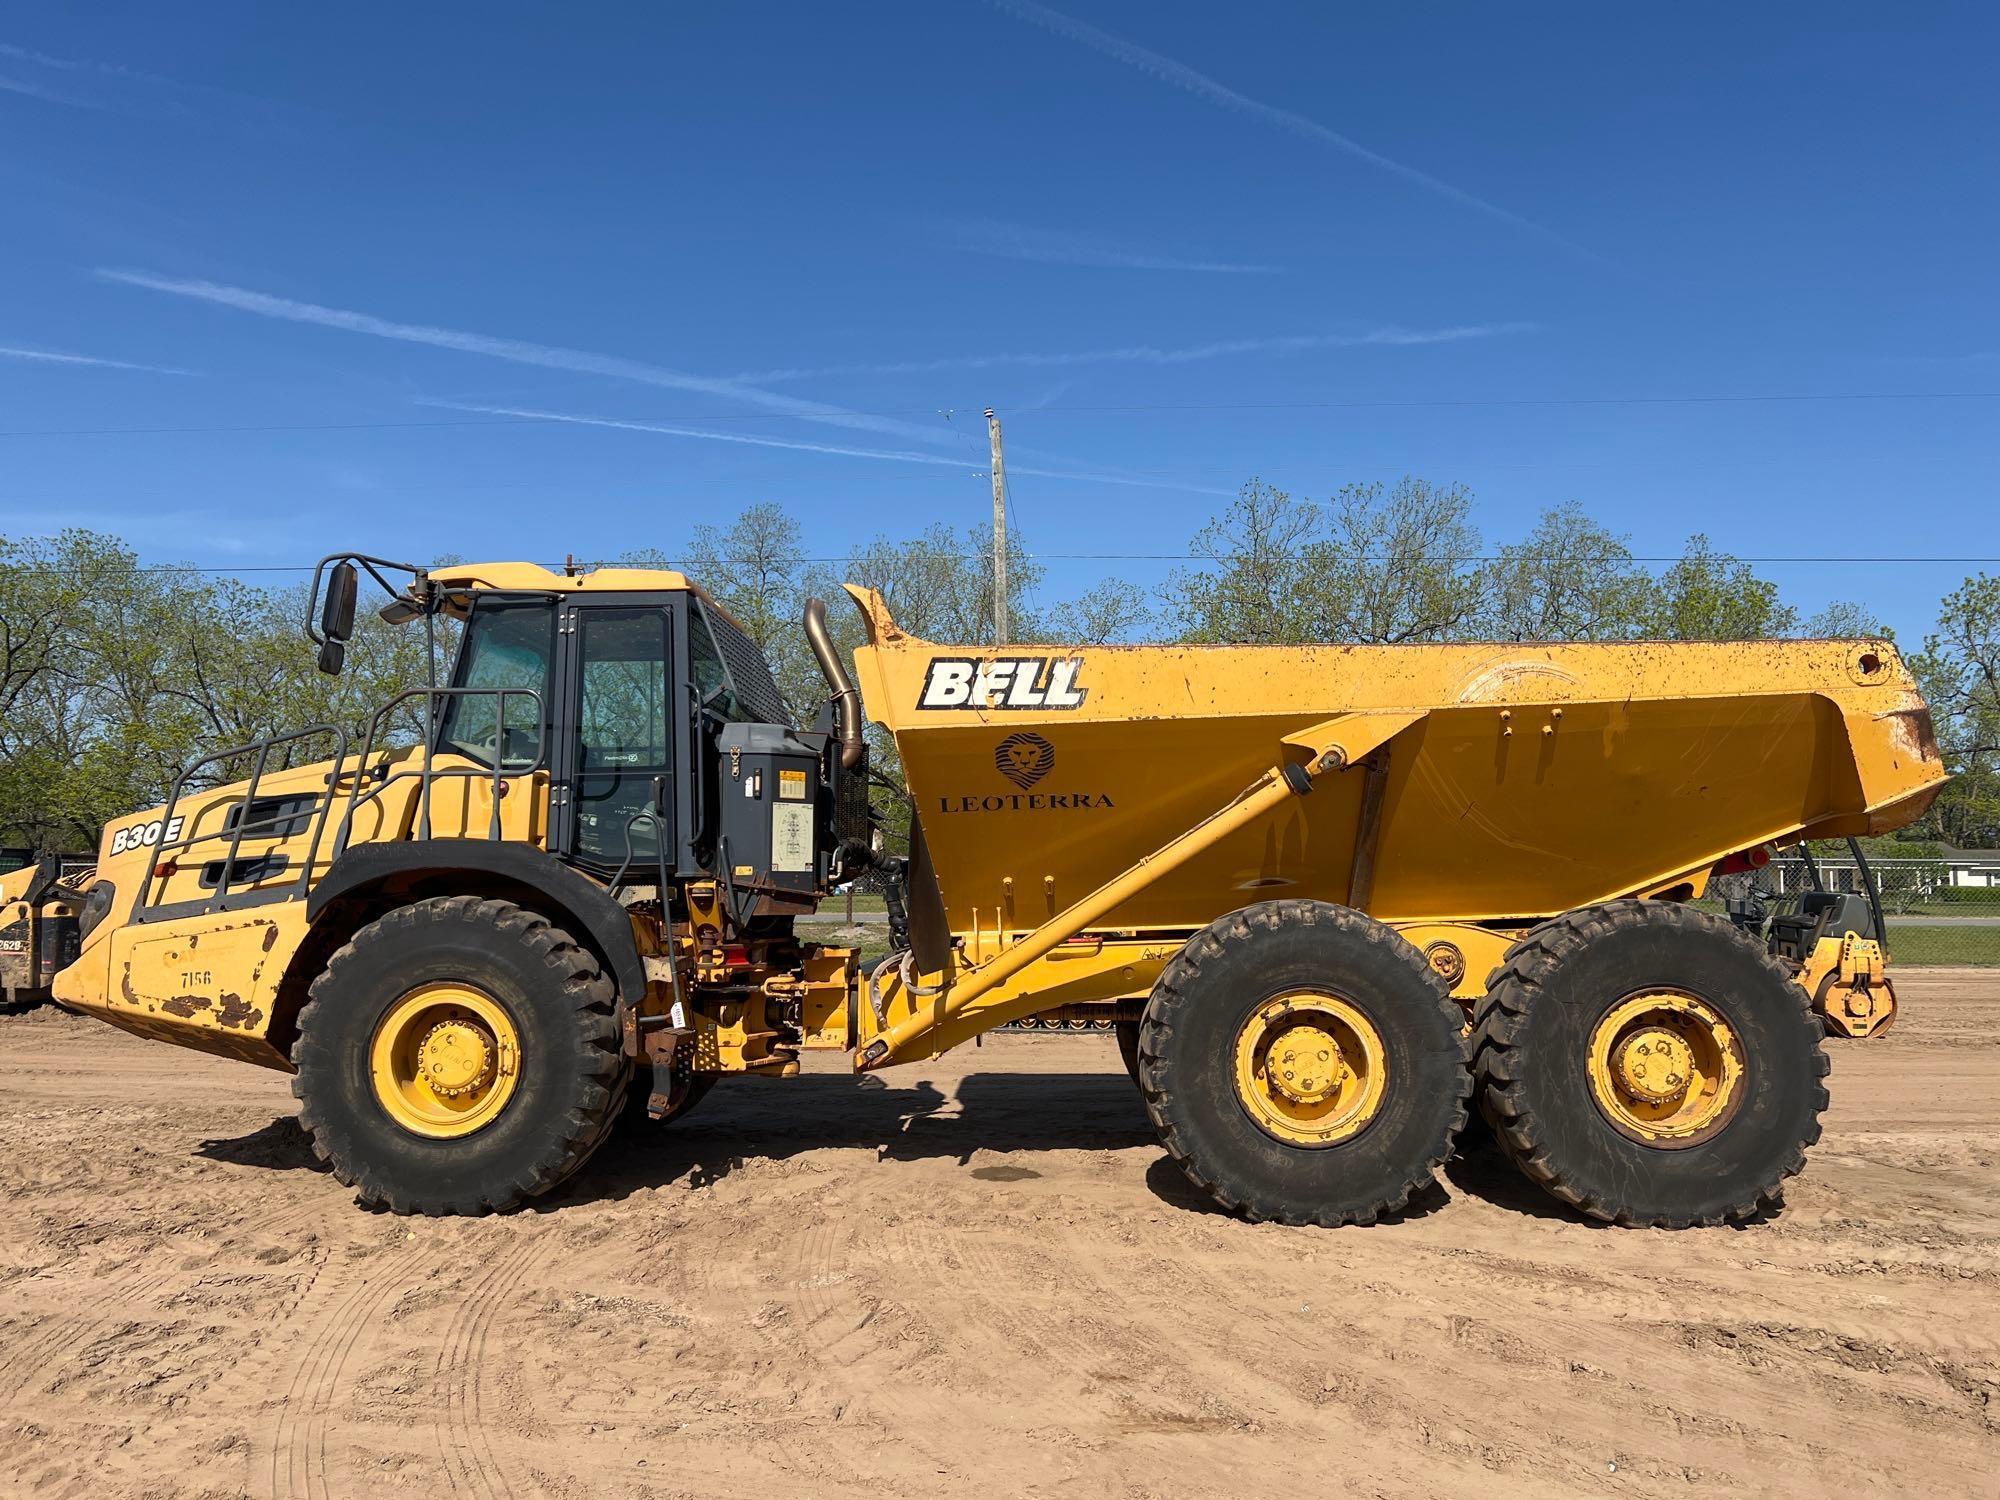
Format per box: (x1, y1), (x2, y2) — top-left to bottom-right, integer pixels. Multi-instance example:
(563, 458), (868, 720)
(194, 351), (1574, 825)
(0, 1264), (153, 1405)
(430, 1233), (553, 1500)
(760, 1202), (879, 1486)
(458, 1239), (543, 1500)
(267, 1244), (424, 1500)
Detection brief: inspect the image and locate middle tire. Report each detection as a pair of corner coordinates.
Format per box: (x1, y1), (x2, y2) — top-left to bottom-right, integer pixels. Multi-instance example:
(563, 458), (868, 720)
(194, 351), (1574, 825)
(1138, 900), (1470, 1226)
(1114, 1019), (1141, 1085)
(623, 1063), (718, 1126)
(292, 896), (628, 1216)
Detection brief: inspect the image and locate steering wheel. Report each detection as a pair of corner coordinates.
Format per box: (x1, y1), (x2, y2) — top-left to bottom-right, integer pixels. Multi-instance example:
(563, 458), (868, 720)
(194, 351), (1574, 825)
(476, 725), (540, 767)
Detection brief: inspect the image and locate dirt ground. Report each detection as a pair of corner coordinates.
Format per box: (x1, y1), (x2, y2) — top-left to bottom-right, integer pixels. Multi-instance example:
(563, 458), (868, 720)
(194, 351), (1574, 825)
(2, 973), (1996, 1500)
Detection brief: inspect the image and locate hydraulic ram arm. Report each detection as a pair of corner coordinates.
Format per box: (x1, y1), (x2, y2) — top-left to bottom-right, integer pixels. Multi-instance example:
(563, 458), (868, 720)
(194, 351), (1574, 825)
(858, 710), (1425, 1068)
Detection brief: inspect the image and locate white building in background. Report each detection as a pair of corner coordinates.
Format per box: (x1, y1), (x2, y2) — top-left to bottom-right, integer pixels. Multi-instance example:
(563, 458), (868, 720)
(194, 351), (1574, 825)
(1943, 848), (2000, 889)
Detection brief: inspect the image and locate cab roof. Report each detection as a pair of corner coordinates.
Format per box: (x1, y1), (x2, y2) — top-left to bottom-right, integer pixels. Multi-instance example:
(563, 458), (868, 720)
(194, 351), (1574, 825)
(424, 561), (752, 633)
(427, 562), (695, 594)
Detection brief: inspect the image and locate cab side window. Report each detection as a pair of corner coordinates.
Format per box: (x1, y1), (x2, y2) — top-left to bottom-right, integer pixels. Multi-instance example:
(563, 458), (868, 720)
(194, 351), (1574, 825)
(687, 604), (745, 721)
(579, 612), (670, 770)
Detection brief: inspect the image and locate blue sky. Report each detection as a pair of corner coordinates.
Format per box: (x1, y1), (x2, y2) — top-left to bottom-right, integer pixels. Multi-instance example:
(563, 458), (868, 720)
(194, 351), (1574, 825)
(3, 2), (1995, 642)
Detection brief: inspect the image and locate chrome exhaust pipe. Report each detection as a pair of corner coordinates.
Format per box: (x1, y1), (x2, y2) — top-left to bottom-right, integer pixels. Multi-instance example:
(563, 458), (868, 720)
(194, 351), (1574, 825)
(804, 597), (865, 769)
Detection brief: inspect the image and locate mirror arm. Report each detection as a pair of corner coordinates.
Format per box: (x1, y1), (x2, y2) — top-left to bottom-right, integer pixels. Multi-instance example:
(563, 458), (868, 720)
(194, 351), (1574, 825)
(304, 552), (425, 646)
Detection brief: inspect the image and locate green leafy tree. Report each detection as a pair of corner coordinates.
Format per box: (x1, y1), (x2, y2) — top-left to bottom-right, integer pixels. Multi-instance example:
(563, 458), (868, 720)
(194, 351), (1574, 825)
(1317, 477), (1486, 644)
(1805, 600), (1891, 638)
(1910, 574), (2000, 848)
(1169, 477), (1484, 644)
(669, 504), (824, 722)
(1637, 535), (1798, 640)
(1046, 578), (1152, 643)
(834, 521), (1042, 645)
(0, 531), (434, 850)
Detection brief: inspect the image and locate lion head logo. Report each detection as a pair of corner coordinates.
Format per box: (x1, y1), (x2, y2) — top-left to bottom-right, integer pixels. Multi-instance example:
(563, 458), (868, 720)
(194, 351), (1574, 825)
(994, 731), (1055, 790)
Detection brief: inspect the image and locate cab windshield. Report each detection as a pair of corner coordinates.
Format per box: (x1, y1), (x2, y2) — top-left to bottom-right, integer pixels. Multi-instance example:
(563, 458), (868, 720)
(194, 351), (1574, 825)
(436, 601), (553, 768)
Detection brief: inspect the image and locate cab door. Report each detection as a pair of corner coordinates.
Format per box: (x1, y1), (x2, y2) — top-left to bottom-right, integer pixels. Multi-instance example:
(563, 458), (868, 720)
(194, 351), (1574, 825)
(554, 605), (675, 873)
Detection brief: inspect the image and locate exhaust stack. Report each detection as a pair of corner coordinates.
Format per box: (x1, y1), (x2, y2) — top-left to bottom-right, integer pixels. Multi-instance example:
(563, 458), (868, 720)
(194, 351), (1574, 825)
(804, 598), (865, 769)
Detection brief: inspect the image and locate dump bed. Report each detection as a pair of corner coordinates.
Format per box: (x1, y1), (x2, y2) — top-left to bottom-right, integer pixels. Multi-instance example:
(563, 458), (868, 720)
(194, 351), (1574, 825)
(844, 588), (1947, 936)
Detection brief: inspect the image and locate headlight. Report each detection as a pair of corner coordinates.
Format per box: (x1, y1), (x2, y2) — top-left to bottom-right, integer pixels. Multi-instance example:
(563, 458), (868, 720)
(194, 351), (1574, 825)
(77, 881), (116, 943)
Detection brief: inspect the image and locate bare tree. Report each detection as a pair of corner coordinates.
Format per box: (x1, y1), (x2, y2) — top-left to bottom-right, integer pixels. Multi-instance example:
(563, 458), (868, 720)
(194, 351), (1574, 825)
(1318, 478), (1486, 643)
(1165, 480), (1323, 643)
(1485, 502), (1646, 641)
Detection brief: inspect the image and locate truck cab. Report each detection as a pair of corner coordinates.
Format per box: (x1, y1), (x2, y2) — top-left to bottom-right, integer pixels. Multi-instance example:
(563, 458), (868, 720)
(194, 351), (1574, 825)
(425, 563), (862, 903)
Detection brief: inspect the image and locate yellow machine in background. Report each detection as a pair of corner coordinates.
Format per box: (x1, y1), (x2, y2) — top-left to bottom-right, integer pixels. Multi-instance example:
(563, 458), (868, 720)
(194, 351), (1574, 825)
(1, 857), (83, 1011)
(28, 553), (1948, 1229)
(1758, 855), (1900, 1039)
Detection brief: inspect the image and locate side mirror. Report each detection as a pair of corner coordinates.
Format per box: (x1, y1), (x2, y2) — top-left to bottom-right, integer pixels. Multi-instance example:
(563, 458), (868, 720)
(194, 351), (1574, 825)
(317, 562), (357, 675)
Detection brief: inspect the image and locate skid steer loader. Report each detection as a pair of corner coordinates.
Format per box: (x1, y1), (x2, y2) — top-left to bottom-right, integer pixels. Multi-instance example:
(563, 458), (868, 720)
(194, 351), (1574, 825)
(36, 553), (1947, 1227)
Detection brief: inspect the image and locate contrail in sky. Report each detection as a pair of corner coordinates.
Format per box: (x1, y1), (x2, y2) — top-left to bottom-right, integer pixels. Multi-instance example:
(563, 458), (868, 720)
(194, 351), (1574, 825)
(0, 342), (194, 374)
(989, 1), (1595, 260)
(737, 322), (1535, 382)
(426, 400), (1231, 496)
(96, 269), (954, 445)
(0, 72), (98, 106)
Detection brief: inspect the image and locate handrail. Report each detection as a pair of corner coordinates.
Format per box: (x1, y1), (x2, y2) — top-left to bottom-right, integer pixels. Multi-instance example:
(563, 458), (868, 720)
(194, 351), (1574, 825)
(332, 686), (547, 854)
(134, 683), (549, 922)
(135, 722), (349, 917)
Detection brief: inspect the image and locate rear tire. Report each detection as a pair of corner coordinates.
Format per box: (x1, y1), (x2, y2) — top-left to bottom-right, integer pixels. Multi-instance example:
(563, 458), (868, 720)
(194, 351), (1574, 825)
(293, 896), (628, 1215)
(1472, 899), (1828, 1227)
(1139, 900), (1469, 1227)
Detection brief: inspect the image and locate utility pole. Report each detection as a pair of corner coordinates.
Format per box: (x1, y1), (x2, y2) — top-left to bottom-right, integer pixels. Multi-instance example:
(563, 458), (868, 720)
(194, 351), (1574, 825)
(985, 407), (1009, 645)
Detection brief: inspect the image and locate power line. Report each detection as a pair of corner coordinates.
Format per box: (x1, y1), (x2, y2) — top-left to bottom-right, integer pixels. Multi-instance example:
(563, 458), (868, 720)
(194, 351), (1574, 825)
(8, 553), (2000, 578)
(2, 389), (1998, 439)
(0, 413), (954, 439)
(1028, 392), (2000, 414)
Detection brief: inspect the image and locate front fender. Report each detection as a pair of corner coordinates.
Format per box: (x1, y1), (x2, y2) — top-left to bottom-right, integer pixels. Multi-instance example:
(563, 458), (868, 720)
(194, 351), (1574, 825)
(308, 841), (646, 1005)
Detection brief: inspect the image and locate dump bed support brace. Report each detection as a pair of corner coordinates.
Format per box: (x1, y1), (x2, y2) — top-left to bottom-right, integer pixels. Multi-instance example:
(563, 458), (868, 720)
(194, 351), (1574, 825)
(858, 711), (1424, 1067)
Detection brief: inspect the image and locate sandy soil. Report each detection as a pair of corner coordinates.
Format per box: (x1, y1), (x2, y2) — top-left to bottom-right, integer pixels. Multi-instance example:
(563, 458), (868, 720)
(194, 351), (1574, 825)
(2, 972), (1996, 1499)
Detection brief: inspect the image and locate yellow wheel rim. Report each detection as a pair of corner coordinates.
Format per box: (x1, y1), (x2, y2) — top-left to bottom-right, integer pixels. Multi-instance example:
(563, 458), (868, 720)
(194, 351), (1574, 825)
(1586, 990), (1743, 1146)
(1232, 992), (1388, 1147)
(368, 982), (521, 1139)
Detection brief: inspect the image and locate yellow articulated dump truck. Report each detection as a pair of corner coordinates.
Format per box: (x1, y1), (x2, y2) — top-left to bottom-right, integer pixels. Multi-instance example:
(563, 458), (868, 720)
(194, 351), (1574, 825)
(32, 554), (1945, 1227)
(1, 856), (84, 1011)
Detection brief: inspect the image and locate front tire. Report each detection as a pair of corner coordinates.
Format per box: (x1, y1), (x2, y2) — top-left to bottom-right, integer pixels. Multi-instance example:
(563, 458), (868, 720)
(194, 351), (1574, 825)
(1139, 900), (1469, 1227)
(1472, 899), (1829, 1227)
(293, 896), (628, 1215)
